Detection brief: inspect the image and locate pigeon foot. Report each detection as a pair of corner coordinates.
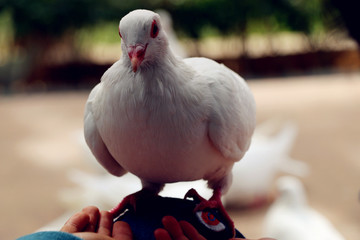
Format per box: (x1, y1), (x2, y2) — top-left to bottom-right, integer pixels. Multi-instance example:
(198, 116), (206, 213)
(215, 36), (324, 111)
(109, 188), (157, 217)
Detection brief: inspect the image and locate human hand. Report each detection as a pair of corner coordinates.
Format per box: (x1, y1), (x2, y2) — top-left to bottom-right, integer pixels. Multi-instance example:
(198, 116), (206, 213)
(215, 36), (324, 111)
(60, 206), (133, 240)
(60, 207), (274, 240)
(154, 215), (275, 240)
(154, 216), (206, 240)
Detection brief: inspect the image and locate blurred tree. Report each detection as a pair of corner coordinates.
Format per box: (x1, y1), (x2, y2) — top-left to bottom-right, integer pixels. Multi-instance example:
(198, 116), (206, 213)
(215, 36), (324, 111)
(165, 0), (343, 54)
(0, 0), (125, 62)
(0, 0), (346, 59)
(0, 0), (344, 49)
(332, 0), (360, 45)
(0, 0), (351, 92)
(168, 0), (311, 37)
(0, 0), (145, 91)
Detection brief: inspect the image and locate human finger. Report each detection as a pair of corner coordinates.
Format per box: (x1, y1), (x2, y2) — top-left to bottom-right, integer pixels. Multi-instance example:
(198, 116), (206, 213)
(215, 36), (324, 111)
(97, 211), (113, 236)
(154, 228), (172, 240)
(161, 216), (188, 240)
(60, 212), (90, 233)
(179, 220), (206, 240)
(112, 221), (133, 240)
(82, 206), (100, 232)
(73, 232), (114, 240)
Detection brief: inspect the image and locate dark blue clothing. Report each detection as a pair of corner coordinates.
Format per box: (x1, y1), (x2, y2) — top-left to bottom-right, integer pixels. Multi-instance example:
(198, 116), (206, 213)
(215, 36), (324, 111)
(17, 231), (81, 240)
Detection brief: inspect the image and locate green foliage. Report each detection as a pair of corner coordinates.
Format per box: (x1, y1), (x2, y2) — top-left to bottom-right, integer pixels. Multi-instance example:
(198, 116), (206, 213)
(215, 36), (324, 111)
(0, 0), (140, 41)
(0, 10), (14, 63)
(2, 0), (106, 39)
(164, 0), (340, 38)
(0, 0), (342, 42)
(75, 21), (120, 45)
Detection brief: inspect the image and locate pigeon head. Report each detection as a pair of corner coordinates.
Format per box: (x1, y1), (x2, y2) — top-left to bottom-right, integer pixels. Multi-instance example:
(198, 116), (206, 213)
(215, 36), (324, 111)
(276, 176), (307, 208)
(119, 9), (169, 72)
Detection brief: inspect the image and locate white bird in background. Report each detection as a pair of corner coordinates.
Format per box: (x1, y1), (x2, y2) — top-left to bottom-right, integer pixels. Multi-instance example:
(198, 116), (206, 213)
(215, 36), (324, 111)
(84, 9), (256, 230)
(263, 176), (345, 240)
(155, 9), (188, 58)
(224, 121), (309, 208)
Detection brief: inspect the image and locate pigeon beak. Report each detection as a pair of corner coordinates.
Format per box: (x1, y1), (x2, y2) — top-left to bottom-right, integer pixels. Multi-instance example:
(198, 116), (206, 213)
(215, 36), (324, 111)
(128, 44), (147, 72)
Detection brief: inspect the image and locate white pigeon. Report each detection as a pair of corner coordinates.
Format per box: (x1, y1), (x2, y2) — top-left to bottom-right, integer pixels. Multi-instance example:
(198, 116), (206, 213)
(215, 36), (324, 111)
(84, 9), (256, 228)
(263, 176), (345, 240)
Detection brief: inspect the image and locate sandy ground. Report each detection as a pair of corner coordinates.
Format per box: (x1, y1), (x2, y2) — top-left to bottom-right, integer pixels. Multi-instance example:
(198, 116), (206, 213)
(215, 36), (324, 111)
(0, 72), (359, 239)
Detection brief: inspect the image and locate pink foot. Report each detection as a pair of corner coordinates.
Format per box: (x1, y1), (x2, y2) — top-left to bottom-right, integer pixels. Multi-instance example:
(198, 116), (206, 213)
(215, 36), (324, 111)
(185, 188), (235, 237)
(109, 189), (157, 217)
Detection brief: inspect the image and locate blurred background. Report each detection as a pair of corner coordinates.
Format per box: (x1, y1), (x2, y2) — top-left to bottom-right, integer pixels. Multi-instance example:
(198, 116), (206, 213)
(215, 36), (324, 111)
(0, 0), (359, 239)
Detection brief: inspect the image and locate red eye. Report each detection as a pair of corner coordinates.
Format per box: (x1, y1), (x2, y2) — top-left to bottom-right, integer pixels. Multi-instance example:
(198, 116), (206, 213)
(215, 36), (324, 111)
(196, 210), (226, 232)
(118, 26), (122, 38)
(201, 211), (220, 226)
(150, 20), (159, 38)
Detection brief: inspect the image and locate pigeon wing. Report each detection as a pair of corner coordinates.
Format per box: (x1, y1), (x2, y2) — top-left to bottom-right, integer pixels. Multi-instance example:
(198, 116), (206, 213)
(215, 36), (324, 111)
(185, 57), (256, 161)
(84, 84), (127, 177)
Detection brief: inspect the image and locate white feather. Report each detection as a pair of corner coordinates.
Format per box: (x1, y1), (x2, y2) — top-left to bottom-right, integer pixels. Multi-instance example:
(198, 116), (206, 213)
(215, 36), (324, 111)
(263, 176), (345, 240)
